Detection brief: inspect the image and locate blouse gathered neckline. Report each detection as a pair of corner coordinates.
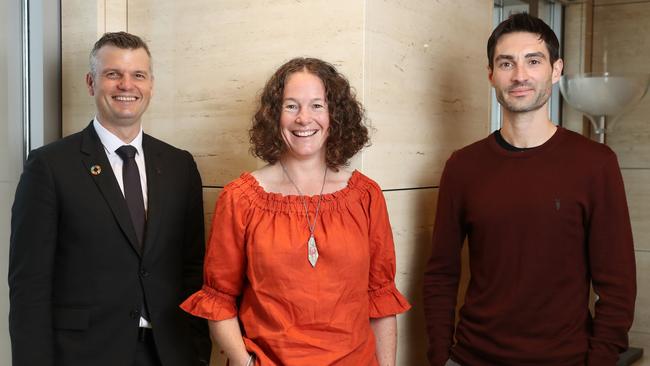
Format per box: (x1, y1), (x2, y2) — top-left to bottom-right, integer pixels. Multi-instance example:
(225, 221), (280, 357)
(233, 170), (370, 211)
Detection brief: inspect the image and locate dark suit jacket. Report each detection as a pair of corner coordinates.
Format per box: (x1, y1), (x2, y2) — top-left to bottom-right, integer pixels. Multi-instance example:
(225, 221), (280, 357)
(9, 122), (211, 366)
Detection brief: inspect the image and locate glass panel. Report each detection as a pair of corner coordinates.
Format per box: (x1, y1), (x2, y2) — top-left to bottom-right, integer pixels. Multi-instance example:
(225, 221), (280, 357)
(1, 0), (25, 363)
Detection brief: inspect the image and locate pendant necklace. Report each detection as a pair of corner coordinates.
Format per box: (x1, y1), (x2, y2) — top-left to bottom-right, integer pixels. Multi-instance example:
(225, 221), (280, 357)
(280, 161), (327, 268)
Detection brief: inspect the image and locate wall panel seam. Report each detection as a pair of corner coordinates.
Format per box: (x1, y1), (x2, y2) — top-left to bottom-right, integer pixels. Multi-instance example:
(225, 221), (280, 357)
(595, 1), (650, 7)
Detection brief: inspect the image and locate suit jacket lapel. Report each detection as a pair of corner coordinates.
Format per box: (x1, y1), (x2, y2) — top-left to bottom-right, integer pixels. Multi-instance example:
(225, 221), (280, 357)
(80, 122), (142, 256)
(142, 134), (165, 257)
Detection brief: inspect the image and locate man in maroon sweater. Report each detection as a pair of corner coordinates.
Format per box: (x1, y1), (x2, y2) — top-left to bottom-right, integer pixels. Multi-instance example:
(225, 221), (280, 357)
(423, 13), (636, 366)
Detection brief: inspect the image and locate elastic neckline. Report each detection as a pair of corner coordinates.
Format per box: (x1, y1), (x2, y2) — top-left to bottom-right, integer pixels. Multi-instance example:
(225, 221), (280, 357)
(240, 169), (364, 204)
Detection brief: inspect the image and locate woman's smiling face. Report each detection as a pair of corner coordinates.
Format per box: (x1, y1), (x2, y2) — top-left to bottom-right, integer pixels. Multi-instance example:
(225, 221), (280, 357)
(279, 71), (330, 161)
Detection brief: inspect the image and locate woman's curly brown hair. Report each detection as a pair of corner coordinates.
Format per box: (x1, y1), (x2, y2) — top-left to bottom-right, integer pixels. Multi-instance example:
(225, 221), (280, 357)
(249, 57), (370, 169)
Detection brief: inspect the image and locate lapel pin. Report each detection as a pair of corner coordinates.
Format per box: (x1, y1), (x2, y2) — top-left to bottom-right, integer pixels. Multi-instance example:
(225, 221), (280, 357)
(90, 165), (102, 176)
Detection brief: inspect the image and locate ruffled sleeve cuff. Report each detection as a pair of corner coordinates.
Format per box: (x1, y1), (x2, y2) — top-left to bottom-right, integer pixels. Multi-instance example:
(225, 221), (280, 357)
(368, 283), (411, 318)
(180, 285), (238, 321)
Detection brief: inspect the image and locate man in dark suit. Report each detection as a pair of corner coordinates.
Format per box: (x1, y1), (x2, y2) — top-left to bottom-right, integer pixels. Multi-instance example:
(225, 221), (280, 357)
(9, 32), (211, 366)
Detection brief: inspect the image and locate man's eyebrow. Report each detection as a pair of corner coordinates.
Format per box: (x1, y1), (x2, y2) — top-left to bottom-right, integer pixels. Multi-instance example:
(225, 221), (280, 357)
(495, 55), (514, 62)
(525, 52), (547, 59)
(494, 52), (547, 62)
(101, 68), (150, 74)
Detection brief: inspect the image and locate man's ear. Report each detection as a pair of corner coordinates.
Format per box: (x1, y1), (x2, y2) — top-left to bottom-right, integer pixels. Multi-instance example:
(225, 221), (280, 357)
(487, 65), (495, 85)
(85, 73), (95, 96)
(552, 58), (564, 84)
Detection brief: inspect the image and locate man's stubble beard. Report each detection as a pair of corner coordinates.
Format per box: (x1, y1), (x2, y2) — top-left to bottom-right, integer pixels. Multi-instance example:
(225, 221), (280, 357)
(496, 82), (552, 113)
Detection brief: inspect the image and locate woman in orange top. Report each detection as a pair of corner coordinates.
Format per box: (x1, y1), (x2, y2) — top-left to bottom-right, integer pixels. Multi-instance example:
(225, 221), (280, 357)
(181, 57), (410, 365)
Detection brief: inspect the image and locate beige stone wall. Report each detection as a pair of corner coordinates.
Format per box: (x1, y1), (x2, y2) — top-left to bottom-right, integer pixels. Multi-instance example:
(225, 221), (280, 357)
(61, 1), (493, 364)
(564, 0), (650, 358)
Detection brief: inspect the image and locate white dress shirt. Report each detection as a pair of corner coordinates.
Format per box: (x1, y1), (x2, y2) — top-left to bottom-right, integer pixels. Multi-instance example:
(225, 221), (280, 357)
(93, 118), (152, 328)
(93, 119), (148, 211)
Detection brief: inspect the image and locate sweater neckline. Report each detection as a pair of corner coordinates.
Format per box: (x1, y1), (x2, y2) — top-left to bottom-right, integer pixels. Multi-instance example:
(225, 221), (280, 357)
(488, 126), (566, 158)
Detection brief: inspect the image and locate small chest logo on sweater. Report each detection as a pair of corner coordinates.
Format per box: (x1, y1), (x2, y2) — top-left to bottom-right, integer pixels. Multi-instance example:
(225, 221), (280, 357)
(554, 198), (561, 211)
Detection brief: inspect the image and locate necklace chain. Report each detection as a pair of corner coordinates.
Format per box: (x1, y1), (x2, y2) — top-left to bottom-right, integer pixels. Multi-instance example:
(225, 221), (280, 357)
(279, 161), (327, 237)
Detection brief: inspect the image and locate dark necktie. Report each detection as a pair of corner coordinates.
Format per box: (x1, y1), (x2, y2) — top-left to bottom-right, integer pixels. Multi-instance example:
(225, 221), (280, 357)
(116, 145), (146, 250)
(116, 145), (151, 324)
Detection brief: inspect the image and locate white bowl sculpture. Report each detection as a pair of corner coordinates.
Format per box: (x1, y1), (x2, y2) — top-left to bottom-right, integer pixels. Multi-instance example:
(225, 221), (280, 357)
(559, 73), (649, 142)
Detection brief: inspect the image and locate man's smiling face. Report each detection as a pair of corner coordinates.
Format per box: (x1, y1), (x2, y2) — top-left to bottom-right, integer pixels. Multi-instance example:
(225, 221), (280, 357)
(86, 45), (153, 128)
(489, 31), (562, 113)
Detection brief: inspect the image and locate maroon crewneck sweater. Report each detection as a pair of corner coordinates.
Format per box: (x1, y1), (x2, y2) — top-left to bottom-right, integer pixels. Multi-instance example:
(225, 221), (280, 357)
(423, 127), (636, 366)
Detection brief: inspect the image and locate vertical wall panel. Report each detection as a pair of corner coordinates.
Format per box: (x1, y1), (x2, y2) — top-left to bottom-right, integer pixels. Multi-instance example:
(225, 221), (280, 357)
(61, 0), (104, 136)
(364, 0), (492, 189)
(385, 189), (437, 364)
(622, 169), (650, 252)
(591, 0), (650, 355)
(632, 252), (650, 335)
(105, 0), (128, 32)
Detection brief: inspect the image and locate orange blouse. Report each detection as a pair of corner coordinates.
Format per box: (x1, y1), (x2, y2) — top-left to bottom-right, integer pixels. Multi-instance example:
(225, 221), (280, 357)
(181, 171), (410, 365)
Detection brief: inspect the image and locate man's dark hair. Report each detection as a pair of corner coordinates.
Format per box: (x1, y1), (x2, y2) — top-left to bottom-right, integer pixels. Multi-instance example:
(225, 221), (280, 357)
(89, 32), (152, 76)
(487, 13), (560, 69)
